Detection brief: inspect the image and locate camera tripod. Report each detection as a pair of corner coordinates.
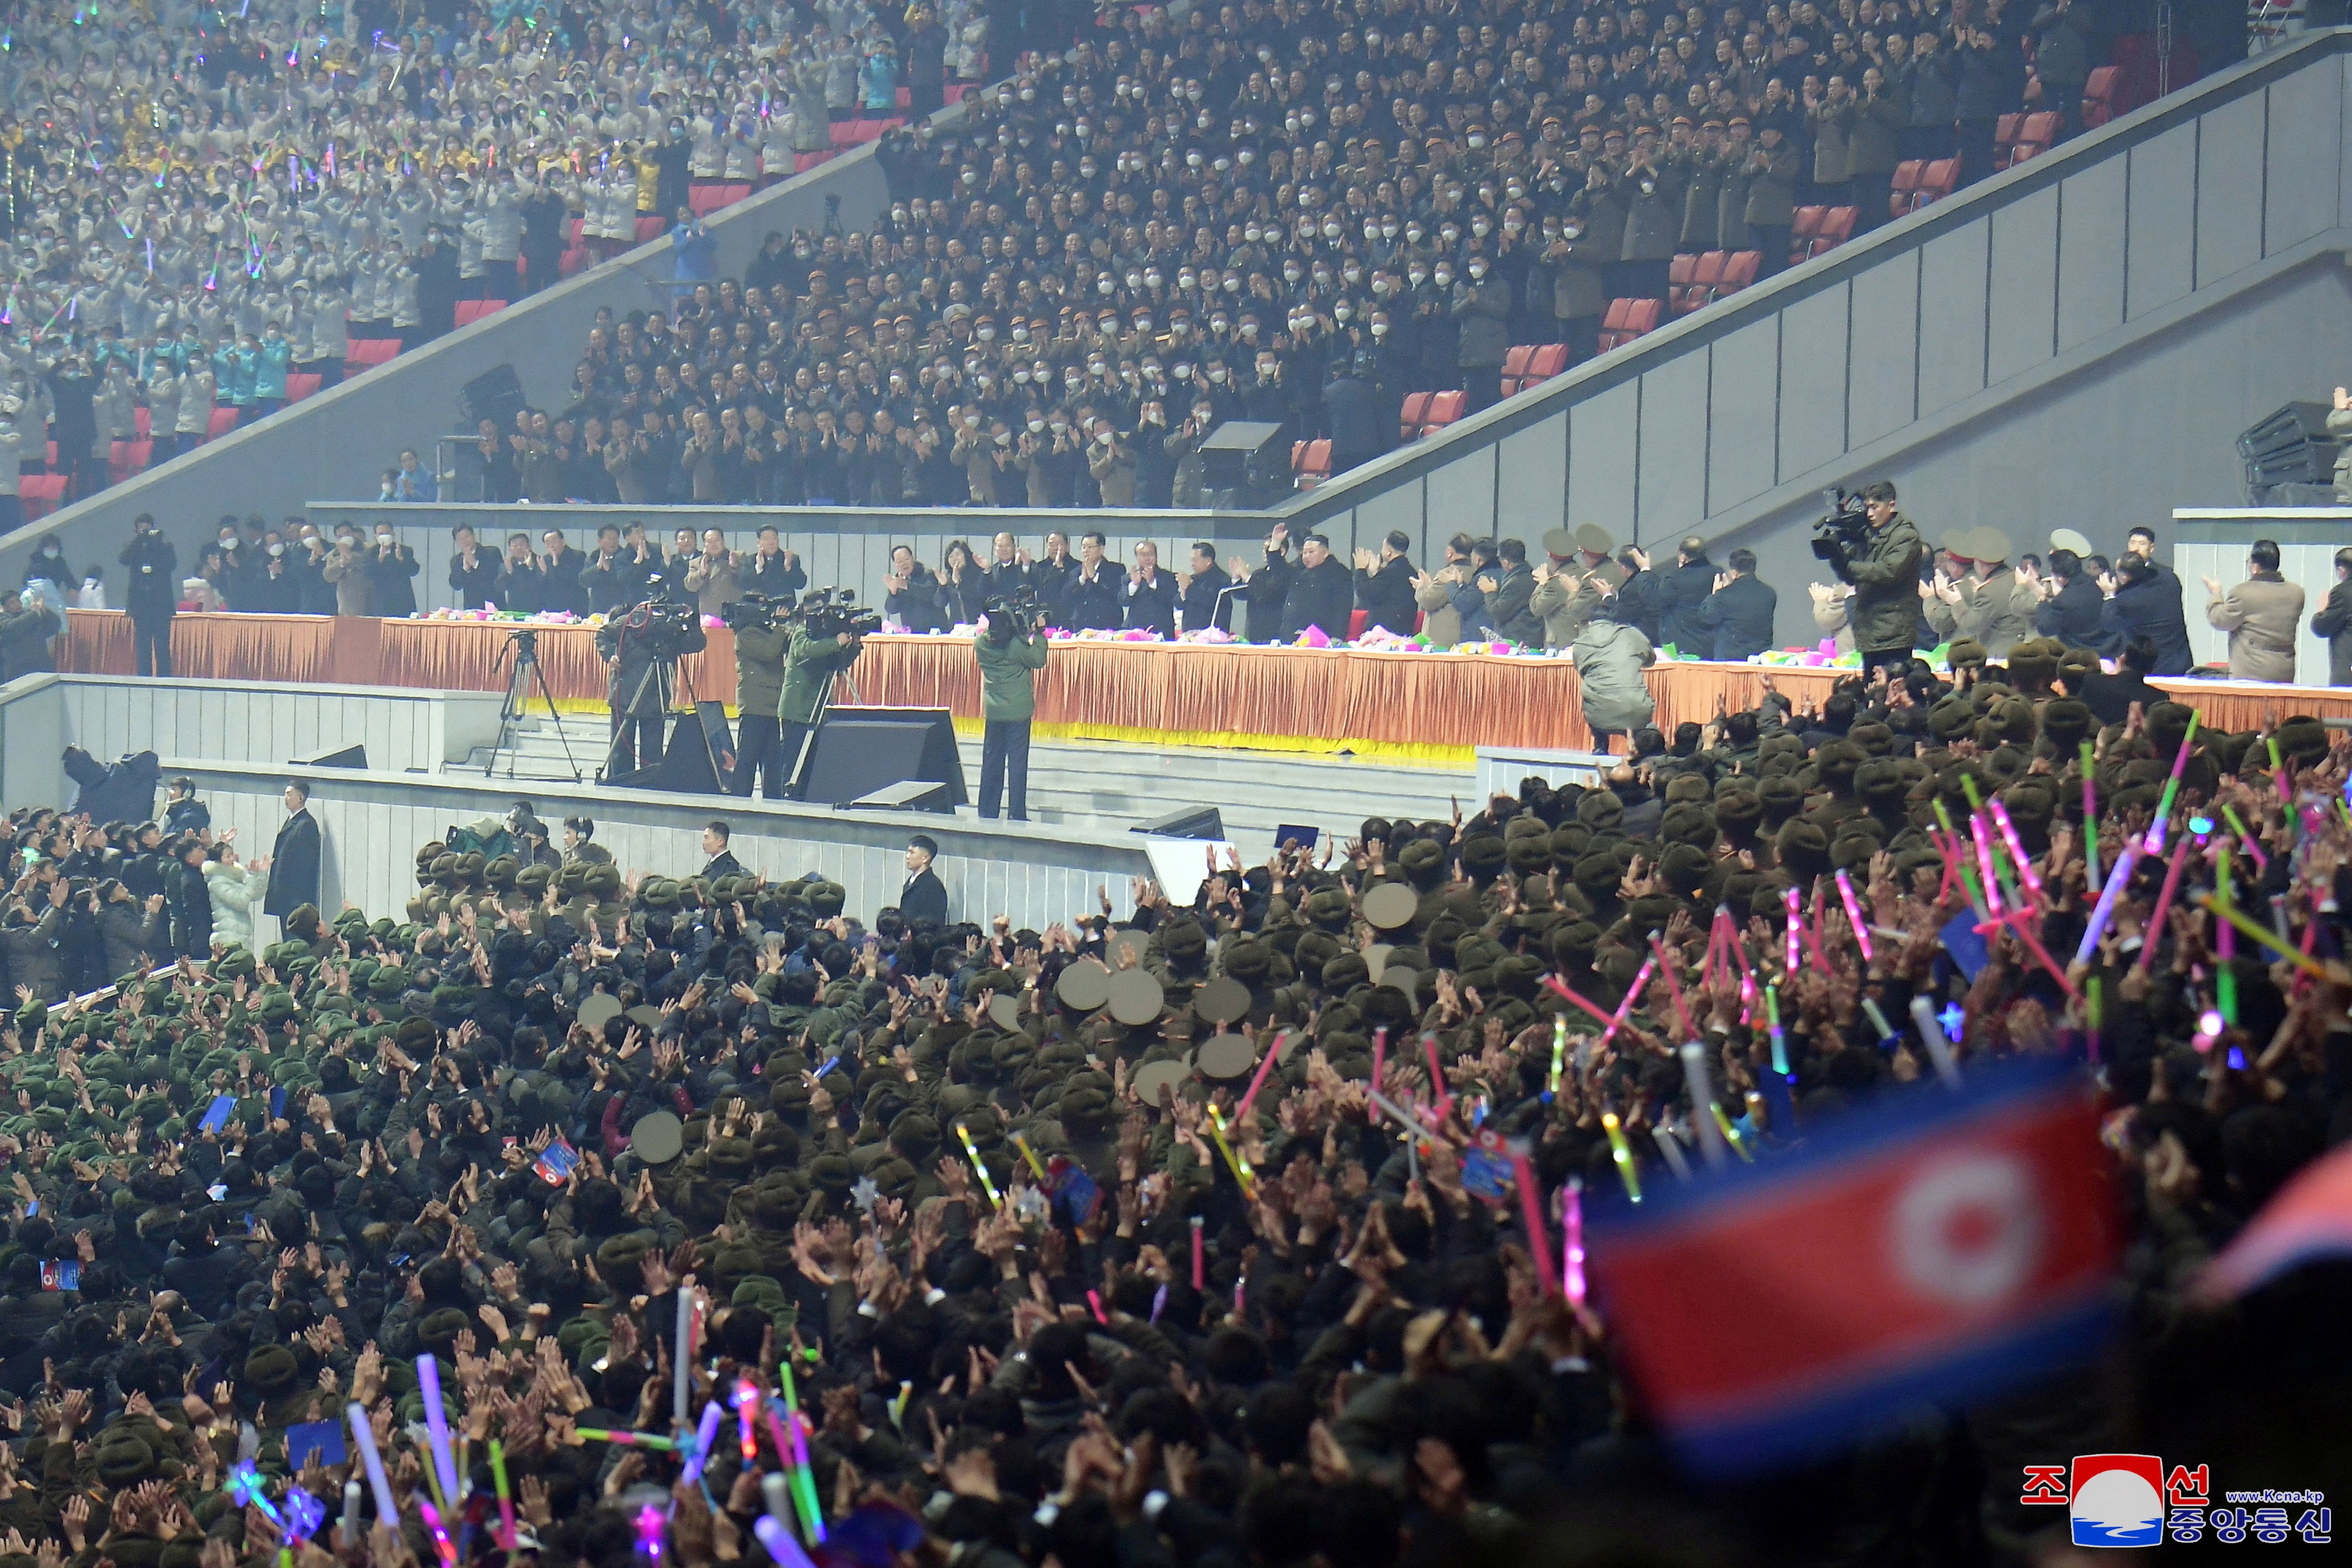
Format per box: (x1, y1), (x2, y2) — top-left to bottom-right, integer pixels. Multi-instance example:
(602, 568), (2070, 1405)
(598, 654), (730, 788)
(485, 629), (582, 781)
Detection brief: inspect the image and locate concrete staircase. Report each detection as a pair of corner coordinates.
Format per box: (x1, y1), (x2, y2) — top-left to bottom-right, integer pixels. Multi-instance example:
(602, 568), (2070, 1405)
(456, 712), (1471, 855)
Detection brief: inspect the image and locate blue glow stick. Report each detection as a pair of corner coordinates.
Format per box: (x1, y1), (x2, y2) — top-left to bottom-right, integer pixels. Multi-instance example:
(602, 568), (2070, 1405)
(2074, 843), (2141, 966)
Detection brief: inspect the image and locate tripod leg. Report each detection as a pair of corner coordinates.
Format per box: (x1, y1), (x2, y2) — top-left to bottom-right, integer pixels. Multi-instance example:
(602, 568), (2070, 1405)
(525, 652), (583, 782)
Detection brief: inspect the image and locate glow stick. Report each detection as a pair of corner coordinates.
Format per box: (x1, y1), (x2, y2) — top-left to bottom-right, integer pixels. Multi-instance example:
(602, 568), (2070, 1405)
(1783, 885), (1801, 976)
(1601, 957), (1656, 1049)
(680, 1400), (723, 1484)
(2146, 710), (2200, 852)
(1370, 1028), (1387, 1121)
(2135, 834), (2194, 973)
(1986, 798), (2043, 904)
(346, 1404), (398, 1528)
(1190, 1215), (1204, 1288)
(2081, 741), (2100, 885)
(2222, 803), (2269, 873)
(673, 1287), (694, 1430)
(953, 1122), (1000, 1210)
(1560, 1177), (1587, 1305)
(415, 1496), (457, 1567)
(1010, 1130), (1046, 1180)
(2086, 975), (2103, 1066)
(1971, 814), (2005, 915)
(1510, 1147), (1555, 1290)
(1907, 994), (1961, 1087)
(756, 1517), (816, 1568)
(1203, 1103), (1253, 1196)
(488, 1440), (514, 1550)
(1547, 1014), (1566, 1098)
(1679, 1040), (1728, 1166)
(1422, 1031), (1450, 1117)
(736, 1382), (758, 1463)
(1709, 1101), (1753, 1160)
(1601, 1111), (1641, 1202)
(1541, 973), (1620, 1031)
(2272, 733), (2289, 802)
(1834, 868), (1873, 961)
(760, 1472), (793, 1533)
(574, 1429), (679, 1450)
(1765, 982), (1788, 1078)
(1652, 1124), (1692, 1180)
(340, 1480), (362, 1546)
(1237, 1030), (1286, 1120)
(2073, 843), (2141, 966)
(1861, 997), (1896, 1043)
(415, 1356), (459, 1507)
(2198, 894), (2329, 978)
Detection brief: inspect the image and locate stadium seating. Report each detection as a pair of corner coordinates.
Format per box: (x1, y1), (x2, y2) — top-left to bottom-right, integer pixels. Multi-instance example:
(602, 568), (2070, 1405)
(19, 474), (67, 519)
(1291, 438), (1331, 487)
(1398, 390), (1431, 441)
(107, 439), (153, 483)
(284, 372), (324, 405)
(1419, 390), (1466, 433)
(454, 300), (508, 327)
(1598, 297), (1662, 353)
(2082, 65), (2119, 128)
(346, 340), (401, 370)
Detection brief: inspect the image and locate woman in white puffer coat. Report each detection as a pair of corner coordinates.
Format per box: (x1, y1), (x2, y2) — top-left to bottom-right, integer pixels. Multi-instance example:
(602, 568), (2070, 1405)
(202, 848), (270, 950)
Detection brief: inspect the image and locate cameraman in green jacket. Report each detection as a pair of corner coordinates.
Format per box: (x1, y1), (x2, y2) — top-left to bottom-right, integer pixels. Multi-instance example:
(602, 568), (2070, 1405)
(974, 608), (1048, 821)
(778, 621), (863, 796)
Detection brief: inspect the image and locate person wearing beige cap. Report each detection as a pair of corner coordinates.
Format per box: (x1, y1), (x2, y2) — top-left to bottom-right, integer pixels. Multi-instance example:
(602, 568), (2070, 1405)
(1934, 527), (2037, 658)
(1528, 524), (1628, 647)
(2049, 527), (2095, 558)
(2203, 537), (2304, 683)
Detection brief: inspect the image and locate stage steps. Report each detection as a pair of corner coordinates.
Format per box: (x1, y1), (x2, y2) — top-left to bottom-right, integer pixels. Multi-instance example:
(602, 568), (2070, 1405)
(455, 713), (1472, 855)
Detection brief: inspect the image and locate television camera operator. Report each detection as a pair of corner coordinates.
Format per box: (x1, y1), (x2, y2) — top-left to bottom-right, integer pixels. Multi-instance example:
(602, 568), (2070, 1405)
(778, 590), (878, 793)
(1813, 479), (1923, 680)
(975, 588), (1049, 821)
(595, 579), (705, 777)
(723, 595), (792, 799)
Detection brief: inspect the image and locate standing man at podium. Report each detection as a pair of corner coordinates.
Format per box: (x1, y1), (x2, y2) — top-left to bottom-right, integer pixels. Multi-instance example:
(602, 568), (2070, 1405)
(2203, 538), (2304, 683)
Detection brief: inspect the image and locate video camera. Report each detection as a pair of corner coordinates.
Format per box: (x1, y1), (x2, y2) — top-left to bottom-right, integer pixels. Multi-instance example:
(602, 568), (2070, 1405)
(718, 593), (784, 633)
(793, 587), (883, 639)
(630, 595), (704, 659)
(1809, 487), (1874, 577)
(981, 586), (1047, 637)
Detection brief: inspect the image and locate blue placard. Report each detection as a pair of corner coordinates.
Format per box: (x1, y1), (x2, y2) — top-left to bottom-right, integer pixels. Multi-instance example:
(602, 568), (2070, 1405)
(285, 1420), (347, 1469)
(200, 1094), (236, 1134)
(1939, 911), (1989, 982)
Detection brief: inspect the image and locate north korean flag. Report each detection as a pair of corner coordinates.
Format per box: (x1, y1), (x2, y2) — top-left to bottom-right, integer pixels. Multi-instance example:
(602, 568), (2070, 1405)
(1586, 1056), (2117, 1476)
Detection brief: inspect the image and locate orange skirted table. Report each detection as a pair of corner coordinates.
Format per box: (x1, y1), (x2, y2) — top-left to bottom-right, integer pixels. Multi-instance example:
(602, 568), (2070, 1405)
(55, 611), (2352, 762)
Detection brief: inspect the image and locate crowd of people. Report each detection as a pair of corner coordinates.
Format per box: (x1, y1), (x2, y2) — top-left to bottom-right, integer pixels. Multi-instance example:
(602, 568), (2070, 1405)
(0, 643), (2341, 1565)
(0, 0), (1000, 504)
(414, 0), (2202, 505)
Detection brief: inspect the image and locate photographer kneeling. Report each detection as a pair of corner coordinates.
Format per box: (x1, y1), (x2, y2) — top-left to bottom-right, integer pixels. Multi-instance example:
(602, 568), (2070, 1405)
(1814, 479), (1924, 682)
(726, 597), (791, 799)
(975, 592), (1048, 821)
(596, 591), (705, 776)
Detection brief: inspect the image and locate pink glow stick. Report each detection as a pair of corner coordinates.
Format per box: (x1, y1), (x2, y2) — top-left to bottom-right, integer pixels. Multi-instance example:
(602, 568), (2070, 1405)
(1971, 815), (2004, 915)
(1834, 868), (1873, 962)
(1986, 798), (2044, 904)
(1599, 957), (1656, 1049)
(1512, 1149), (1555, 1294)
(1561, 1178), (1585, 1306)
(1189, 1215), (1204, 1289)
(1423, 1032), (1452, 1118)
(1541, 974), (1621, 1031)
(1783, 885), (1802, 976)
(1647, 934), (1699, 1043)
(1235, 1030), (1286, 1120)
(2134, 835), (2194, 974)
(1369, 1028), (1387, 1124)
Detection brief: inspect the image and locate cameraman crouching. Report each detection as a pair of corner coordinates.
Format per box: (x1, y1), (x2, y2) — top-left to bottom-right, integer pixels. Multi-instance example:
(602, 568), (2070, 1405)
(778, 600), (865, 793)
(975, 598), (1048, 821)
(729, 600), (790, 798)
(597, 592), (706, 775)
(1822, 480), (1924, 681)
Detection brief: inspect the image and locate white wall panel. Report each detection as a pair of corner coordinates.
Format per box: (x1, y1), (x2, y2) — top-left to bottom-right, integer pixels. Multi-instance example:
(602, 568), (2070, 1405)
(2197, 95), (2268, 288)
(2266, 67), (2341, 256)
(2127, 123), (2200, 319)
(1705, 318), (1780, 516)
(2057, 159), (2129, 351)
(1916, 220), (1991, 416)
(1986, 185), (2060, 386)
(1776, 285), (1851, 481)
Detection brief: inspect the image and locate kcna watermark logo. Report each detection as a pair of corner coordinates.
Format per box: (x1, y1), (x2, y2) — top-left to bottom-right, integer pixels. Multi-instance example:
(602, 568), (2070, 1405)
(2022, 1456), (2328, 1547)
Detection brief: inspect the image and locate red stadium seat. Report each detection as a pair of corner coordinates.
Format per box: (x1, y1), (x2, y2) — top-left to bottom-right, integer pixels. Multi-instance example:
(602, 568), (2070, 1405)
(1792, 205), (1826, 238)
(688, 186), (729, 217)
(134, 406), (150, 439)
(346, 339), (400, 369)
(567, 218), (585, 244)
(284, 372), (323, 405)
(454, 300), (507, 327)
(1399, 390), (1431, 440)
(723, 183), (753, 207)
(1675, 251), (1728, 315)
(44, 441), (56, 468)
(1422, 390), (1466, 428)
(109, 439), (154, 481)
(206, 408), (237, 441)
(1806, 206), (1856, 259)
(1296, 438), (1331, 486)
(18, 474), (66, 519)
(1995, 112), (2022, 152)
(634, 215), (666, 241)
(1891, 160), (1924, 216)
(2082, 65), (2119, 128)
(560, 246), (591, 277)
(1526, 344), (1568, 379)
(793, 150), (837, 173)
(1347, 610), (1369, 639)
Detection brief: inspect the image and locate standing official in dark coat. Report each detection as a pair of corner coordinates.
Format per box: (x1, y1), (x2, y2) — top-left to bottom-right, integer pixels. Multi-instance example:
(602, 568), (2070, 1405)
(120, 515), (177, 678)
(2312, 548), (2352, 686)
(1351, 532), (1418, 635)
(1179, 545), (1235, 635)
(2098, 556), (2195, 676)
(2033, 549), (2111, 650)
(898, 835), (949, 928)
(1659, 536), (1717, 654)
(1121, 544), (1180, 638)
(262, 781), (322, 922)
(1697, 548), (1780, 660)
(1260, 532), (1356, 640)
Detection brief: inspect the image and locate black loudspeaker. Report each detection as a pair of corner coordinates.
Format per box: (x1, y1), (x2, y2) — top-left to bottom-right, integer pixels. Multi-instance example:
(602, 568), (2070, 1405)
(290, 744), (367, 769)
(1133, 805), (1224, 839)
(457, 363), (527, 430)
(608, 706), (731, 795)
(2238, 402), (2339, 500)
(798, 707), (969, 808)
(1199, 419), (1287, 491)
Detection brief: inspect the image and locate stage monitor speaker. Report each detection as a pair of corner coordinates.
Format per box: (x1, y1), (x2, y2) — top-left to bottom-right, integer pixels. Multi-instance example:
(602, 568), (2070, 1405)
(1133, 806), (1224, 840)
(1199, 420), (1287, 493)
(456, 363), (527, 430)
(798, 706), (968, 808)
(606, 706), (731, 795)
(844, 779), (954, 813)
(2238, 402), (2339, 497)
(289, 744), (367, 770)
